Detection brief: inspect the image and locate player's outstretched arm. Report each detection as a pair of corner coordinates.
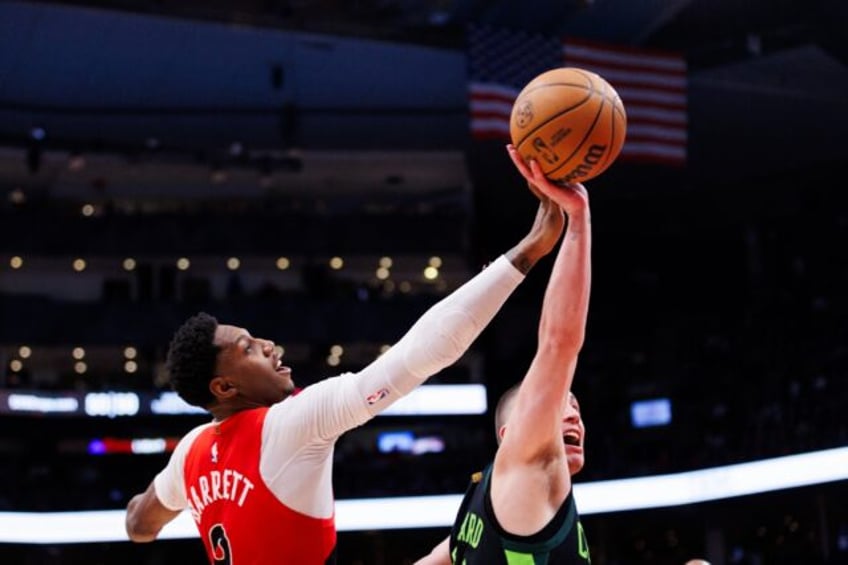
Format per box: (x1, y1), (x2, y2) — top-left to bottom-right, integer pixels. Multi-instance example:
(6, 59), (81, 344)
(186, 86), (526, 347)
(495, 147), (592, 483)
(287, 192), (567, 444)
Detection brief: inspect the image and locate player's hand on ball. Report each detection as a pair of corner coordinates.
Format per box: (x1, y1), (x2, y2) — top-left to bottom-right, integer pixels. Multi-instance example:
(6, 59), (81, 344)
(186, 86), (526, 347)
(507, 144), (588, 216)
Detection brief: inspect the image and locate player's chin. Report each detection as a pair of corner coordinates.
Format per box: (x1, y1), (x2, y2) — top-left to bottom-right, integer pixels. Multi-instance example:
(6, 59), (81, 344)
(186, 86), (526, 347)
(566, 450), (585, 476)
(274, 372), (293, 391)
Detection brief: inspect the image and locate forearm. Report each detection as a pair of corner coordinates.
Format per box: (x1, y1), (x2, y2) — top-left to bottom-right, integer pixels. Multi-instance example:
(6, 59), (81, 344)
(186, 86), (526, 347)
(538, 209), (591, 350)
(386, 254), (525, 383)
(126, 494), (159, 542)
(328, 255), (525, 423)
(505, 229), (558, 275)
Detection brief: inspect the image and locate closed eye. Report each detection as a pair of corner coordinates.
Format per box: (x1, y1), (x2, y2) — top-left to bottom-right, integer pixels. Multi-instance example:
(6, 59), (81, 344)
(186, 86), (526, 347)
(235, 335), (253, 354)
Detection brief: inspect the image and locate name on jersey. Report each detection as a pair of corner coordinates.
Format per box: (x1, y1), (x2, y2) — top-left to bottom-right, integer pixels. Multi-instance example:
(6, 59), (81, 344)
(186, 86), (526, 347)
(456, 510), (484, 548)
(187, 468), (255, 523)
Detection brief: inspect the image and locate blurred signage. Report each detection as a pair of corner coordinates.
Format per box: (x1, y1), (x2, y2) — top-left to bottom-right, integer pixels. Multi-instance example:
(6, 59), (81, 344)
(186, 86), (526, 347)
(0, 390), (207, 417)
(0, 385), (484, 418)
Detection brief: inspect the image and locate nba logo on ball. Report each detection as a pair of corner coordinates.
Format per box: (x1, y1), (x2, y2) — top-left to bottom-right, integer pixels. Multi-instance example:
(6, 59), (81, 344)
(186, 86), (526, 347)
(510, 67), (627, 184)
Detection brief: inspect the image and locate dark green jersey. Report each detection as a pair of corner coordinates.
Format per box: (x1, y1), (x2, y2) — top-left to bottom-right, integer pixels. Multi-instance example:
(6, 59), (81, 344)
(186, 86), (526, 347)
(448, 465), (591, 565)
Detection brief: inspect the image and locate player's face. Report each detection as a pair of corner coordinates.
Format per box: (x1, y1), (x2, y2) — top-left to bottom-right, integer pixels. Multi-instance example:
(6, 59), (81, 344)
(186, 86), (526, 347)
(561, 392), (585, 476)
(214, 324), (295, 406)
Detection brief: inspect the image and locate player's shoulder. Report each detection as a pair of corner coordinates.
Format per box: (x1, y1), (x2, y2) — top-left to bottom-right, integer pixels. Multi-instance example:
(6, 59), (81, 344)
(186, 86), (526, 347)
(179, 420), (217, 449)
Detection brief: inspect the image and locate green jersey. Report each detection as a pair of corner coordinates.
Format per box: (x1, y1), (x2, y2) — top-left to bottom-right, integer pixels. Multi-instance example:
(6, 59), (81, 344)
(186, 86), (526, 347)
(448, 465), (591, 565)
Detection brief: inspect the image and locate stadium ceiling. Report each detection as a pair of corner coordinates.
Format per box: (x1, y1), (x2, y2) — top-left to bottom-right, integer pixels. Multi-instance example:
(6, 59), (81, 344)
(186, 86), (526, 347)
(0, 0), (846, 196)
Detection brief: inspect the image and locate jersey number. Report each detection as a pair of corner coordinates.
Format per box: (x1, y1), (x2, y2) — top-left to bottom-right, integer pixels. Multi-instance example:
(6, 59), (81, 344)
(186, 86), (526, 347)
(208, 523), (232, 565)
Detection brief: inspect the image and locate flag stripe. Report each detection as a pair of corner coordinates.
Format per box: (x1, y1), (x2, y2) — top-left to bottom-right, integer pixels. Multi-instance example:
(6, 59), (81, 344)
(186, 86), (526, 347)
(623, 141), (686, 157)
(625, 105), (687, 126)
(571, 64), (687, 92)
(563, 41), (687, 73)
(616, 86), (686, 110)
(626, 124), (687, 142)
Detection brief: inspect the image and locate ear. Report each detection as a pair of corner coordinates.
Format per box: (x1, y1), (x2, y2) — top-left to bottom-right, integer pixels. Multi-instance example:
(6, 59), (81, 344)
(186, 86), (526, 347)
(209, 375), (238, 400)
(497, 424), (507, 443)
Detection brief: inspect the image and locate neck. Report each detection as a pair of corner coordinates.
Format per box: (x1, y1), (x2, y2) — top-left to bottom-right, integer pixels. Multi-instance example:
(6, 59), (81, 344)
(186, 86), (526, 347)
(209, 393), (290, 421)
(208, 398), (260, 421)
(209, 405), (241, 422)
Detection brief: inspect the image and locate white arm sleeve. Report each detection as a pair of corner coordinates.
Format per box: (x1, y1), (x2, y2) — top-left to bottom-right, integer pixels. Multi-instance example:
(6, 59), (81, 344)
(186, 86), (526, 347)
(269, 254), (525, 439)
(286, 254), (525, 440)
(260, 255), (524, 516)
(371, 254), (524, 395)
(153, 423), (213, 511)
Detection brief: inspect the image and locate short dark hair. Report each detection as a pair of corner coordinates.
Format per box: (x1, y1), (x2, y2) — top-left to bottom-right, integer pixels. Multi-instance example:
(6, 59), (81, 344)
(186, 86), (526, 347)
(165, 312), (221, 408)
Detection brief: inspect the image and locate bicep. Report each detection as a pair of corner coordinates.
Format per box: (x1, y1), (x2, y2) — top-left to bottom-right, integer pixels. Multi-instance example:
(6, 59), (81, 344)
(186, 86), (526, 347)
(500, 352), (578, 462)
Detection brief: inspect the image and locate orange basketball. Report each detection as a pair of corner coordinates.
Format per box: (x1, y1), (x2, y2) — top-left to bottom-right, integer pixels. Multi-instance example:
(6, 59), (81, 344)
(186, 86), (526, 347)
(510, 67), (627, 184)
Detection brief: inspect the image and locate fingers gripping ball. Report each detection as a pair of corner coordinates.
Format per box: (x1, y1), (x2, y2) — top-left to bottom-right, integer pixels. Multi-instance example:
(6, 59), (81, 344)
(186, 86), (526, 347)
(510, 67), (627, 184)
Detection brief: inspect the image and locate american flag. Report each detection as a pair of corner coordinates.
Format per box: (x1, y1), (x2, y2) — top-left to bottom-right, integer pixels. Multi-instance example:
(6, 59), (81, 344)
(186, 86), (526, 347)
(468, 25), (687, 165)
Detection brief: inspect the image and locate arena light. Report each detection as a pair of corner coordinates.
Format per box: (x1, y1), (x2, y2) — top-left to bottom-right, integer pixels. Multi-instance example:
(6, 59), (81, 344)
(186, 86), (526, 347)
(574, 446), (848, 515)
(377, 384), (487, 416)
(2, 446), (847, 543)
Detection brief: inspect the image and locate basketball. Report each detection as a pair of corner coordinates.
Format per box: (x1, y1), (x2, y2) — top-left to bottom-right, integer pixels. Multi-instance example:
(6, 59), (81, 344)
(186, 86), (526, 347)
(510, 67), (627, 184)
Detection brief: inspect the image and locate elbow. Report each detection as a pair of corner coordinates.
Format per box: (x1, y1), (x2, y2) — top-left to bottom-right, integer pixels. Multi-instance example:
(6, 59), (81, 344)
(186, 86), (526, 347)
(127, 530), (157, 544)
(125, 503), (159, 543)
(126, 519), (159, 543)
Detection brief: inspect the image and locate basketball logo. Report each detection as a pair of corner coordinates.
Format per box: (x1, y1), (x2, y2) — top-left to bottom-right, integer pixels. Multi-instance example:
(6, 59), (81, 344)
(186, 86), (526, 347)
(514, 101), (534, 129)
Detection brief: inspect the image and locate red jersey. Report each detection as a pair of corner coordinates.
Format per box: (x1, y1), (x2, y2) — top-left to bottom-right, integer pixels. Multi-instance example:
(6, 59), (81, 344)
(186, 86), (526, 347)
(182, 408), (336, 564)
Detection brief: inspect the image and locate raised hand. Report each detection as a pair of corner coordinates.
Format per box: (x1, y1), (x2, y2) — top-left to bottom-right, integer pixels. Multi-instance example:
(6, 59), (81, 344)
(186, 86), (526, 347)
(507, 144), (588, 216)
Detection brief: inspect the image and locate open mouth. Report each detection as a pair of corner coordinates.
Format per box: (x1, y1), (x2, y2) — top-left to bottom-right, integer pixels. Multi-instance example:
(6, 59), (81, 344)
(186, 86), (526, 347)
(563, 432), (580, 447)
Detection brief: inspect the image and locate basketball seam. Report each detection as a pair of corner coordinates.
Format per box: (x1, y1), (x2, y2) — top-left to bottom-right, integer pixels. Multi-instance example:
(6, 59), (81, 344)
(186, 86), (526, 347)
(596, 82), (616, 175)
(545, 79), (607, 179)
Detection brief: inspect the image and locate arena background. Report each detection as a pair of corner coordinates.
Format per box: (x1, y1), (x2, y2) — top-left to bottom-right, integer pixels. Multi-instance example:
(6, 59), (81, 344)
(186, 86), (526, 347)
(0, 0), (847, 563)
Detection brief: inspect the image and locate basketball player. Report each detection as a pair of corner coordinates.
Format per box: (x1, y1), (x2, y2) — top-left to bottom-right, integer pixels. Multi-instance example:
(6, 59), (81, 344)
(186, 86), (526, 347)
(124, 164), (567, 564)
(416, 145), (592, 564)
